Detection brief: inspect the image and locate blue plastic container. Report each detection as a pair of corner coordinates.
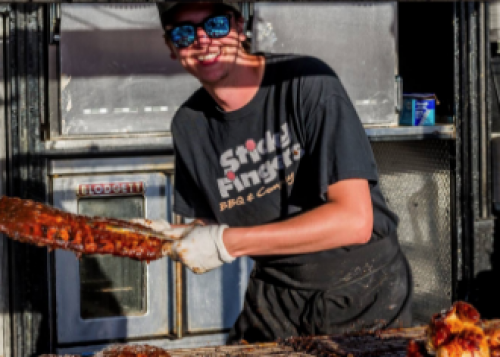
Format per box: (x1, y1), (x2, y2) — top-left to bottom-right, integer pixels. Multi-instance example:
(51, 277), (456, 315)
(400, 93), (436, 126)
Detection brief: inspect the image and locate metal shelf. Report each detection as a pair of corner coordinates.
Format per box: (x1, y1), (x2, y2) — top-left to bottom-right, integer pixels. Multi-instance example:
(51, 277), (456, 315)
(43, 135), (173, 157)
(42, 125), (456, 157)
(365, 125), (455, 141)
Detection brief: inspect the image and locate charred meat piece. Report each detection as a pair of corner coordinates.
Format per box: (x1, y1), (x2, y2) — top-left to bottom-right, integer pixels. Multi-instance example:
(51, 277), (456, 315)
(434, 328), (489, 357)
(426, 301), (483, 352)
(485, 324), (500, 357)
(425, 301), (494, 357)
(407, 339), (426, 357)
(97, 345), (171, 357)
(0, 196), (176, 261)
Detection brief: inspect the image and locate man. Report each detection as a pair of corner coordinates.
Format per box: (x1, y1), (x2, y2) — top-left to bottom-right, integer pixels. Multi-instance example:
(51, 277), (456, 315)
(141, 2), (413, 343)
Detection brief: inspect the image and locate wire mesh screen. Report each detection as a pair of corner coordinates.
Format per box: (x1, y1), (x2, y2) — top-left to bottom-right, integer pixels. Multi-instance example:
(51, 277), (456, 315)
(372, 140), (452, 325)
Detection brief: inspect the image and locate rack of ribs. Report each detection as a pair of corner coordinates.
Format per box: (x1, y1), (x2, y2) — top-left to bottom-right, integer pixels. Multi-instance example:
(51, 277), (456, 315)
(0, 196), (181, 262)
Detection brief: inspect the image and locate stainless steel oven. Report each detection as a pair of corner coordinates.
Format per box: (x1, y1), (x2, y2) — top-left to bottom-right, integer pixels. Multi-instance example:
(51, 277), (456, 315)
(50, 157), (253, 354)
(51, 157), (174, 344)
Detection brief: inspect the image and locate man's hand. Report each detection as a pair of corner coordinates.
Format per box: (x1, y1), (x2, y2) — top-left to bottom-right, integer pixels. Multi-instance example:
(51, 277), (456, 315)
(170, 224), (234, 274)
(130, 219), (235, 274)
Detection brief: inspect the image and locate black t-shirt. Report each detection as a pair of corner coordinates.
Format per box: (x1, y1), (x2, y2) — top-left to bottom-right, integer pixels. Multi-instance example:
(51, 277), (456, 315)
(172, 53), (399, 272)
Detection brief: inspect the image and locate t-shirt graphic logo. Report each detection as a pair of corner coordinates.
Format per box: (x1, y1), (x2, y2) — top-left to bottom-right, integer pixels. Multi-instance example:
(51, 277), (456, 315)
(217, 123), (303, 198)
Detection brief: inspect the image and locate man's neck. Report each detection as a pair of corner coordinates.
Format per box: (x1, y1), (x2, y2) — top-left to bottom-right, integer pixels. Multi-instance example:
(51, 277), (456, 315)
(203, 53), (265, 113)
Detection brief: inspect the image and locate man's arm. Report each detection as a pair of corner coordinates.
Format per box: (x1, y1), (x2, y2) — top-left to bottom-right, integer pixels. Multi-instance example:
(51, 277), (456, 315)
(136, 178), (374, 274)
(222, 178), (373, 257)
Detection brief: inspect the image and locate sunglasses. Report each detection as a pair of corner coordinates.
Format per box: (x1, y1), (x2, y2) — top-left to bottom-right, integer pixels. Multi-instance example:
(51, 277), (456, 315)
(167, 14), (233, 49)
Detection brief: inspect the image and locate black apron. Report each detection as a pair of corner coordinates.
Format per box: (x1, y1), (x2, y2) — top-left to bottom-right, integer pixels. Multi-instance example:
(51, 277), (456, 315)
(227, 233), (413, 344)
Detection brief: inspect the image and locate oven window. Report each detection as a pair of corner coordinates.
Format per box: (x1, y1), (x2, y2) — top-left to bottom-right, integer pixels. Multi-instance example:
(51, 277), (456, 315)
(78, 196), (147, 318)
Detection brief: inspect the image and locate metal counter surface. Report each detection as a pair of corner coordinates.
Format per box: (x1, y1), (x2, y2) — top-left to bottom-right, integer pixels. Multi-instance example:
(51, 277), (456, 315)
(41, 125), (456, 157)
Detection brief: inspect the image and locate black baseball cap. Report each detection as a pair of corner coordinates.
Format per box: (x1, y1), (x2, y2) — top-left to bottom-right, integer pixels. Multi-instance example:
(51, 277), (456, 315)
(157, 2), (241, 30)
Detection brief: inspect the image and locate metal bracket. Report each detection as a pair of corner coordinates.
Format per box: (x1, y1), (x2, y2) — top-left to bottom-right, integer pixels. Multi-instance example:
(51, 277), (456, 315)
(173, 214), (184, 339)
(395, 75), (403, 113)
(473, 218), (495, 273)
(0, 5), (10, 15)
(48, 4), (60, 44)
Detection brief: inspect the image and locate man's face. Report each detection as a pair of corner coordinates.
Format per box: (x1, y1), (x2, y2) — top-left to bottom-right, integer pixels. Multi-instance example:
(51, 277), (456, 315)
(165, 4), (245, 85)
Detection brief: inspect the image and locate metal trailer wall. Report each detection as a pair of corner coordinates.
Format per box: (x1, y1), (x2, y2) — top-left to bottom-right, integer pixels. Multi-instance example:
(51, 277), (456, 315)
(454, 2), (496, 314)
(481, 0), (500, 321)
(0, 2), (494, 357)
(0, 8), (10, 357)
(0, 3), (51, 357)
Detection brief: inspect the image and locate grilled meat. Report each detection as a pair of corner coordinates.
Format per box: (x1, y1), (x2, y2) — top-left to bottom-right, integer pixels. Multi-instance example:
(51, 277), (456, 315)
(0, 196), (176, 261)
(97, 345), (171, 357)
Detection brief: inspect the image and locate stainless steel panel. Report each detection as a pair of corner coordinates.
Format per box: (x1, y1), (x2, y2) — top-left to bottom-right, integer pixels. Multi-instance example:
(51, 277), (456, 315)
(491, 137), (500, 206)
(253, 2), (398, 126)
(185, 257), (253, 332)
(372, 140), (452, 325)
(54, 172), (172, 343)
(59, 4), (200, 136)
(49, 156), (174, 175)
(44, 136), (173, 154)
(43, 126), (456, 155)
(172, 182), (253, 333)
(490, 0), (500, 44)
(365, 125), (455, 141)
(0, 14), (10, 357)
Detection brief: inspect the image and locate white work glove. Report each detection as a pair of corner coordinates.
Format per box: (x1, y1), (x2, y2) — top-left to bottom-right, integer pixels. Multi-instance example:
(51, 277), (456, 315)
(130, 218), (235, 274)
(171, 224), (235, 274)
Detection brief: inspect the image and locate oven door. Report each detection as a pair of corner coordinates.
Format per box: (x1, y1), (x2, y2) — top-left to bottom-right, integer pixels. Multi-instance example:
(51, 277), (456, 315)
(53, 172), (172, 343)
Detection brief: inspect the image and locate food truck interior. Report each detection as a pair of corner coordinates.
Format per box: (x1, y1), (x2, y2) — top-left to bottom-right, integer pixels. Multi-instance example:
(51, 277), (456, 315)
(0, 1), (496, 356)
